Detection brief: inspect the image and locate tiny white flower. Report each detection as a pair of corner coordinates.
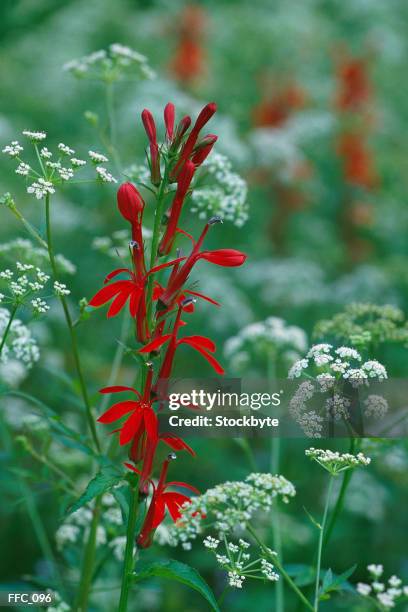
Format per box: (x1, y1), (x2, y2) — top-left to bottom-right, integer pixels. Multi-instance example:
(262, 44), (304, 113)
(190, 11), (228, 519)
(96, 166), (117, 183)
(89, 150), (109, 163)
(27, 178), (55, 199)
(40, 147), (52, 159)
(22, 130), (46, 142)
(54, 281), (70, 296)
(71, 157), (86, 167)
(203, 536), (219, 550)
(2, 141), (23, 157)
(15, 162), (30, 176)
(58, 143), (75, 156)
(357, 582), (372, 596)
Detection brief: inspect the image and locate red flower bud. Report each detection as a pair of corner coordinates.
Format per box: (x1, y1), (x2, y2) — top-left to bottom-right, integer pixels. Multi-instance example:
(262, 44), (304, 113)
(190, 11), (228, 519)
(117, 182), (145, 223)
(159, 160), (195, 255)
(170, 115), (192, 153)
(193, 102), (217, 133)
(192, 134), (218, 166)
(141, 109), (157, 144)
(164, 102), (175, 141)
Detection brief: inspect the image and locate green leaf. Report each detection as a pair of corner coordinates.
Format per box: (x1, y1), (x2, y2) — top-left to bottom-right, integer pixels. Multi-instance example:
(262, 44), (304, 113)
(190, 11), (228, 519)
(134, 559), (220, 612)
(67, 465), (123, 515)
(320, 564), (357, 596)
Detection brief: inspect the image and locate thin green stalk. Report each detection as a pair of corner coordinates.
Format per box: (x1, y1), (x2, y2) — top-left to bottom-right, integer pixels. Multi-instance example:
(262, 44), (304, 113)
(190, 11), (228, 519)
(74, 496), (102, 612)
(314, 476), (334, 611)
(324, 438), (357, 546)
(44, 194), (100, 453)
(7, 199), (48, 248)
(105, 81), (122, 173)
(271, 437), (284, 612)
(118, 483), (140, 612)
(0, 303), (18, 357)
(146, 169), (169, 329)
(246, 524), (314, 611)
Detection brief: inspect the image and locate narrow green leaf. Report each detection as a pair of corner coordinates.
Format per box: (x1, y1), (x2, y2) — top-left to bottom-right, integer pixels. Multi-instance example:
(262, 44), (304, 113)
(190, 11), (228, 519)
(134, 559), (220, 612)
(67, 465), (123, 515)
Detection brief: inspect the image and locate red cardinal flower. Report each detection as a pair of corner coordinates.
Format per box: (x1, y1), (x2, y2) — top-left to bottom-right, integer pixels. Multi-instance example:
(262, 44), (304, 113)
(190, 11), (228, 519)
(126, 454), (199, 548)
(191, 134), (217, 166)
(141, 300), (225, 377)
(164, 103), (175, 142)
(98, 367), (158, 446)
(117, 183), (146, 277)
(159, 160), (195, 255)
(88, 256), (185, 319)
(158, 218), (247, 310)
(142, 109), (161, 185)
(170, 115), (192, 153)
(171, 102), (217, 179)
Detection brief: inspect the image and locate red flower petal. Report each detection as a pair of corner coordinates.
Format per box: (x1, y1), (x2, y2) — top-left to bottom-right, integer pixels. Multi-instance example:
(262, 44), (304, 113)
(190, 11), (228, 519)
(165, 481), (201, 495)
(143, 408), (158, 442)
(99, 386), (141, 396)
(104, 268), (131, 284)
(98, 400), (140, 424)
(162, 492), (191, 521)
(129, 288), (143, 318)
(89, 281), (133, 307)
(160, 434), (196, 456)
(120, 410), (143, 445)
(184, 289), (220, 306)
(107, 289), (132, 318)
(139, 334), (172, 353)
(181, 340), (224, 374)
(199, 249), (247, 267)
(179, 335), (216, 353)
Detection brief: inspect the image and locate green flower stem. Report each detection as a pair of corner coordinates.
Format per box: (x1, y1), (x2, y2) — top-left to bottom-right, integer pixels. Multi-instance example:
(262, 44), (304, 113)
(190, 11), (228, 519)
(146, 168), (170, 330)
(44, 194), (100, 453)
(271, 438), (284, 612)
(105, 81), (122, 174)
(323, 438), (357, 546)
(0, 302), (18, 358)
(74, 496), (102, 612)
(118, 481), (140, 612)
(6, 198), (48, 248)
(314, 475), (334, 611)
(246, 524), (314, 612)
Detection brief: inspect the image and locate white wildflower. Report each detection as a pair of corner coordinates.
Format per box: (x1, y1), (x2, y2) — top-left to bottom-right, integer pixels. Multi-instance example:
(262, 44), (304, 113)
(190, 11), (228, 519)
(58, 167), (74, 181)
(2, 141), (23, 157)
(96, 166), (117, 183)
(58, 143), (75, 156)
(89, 150), (108, 163)
(31, 298), (49, 314)
(357, 582), (372, 596)
(22, 130), (46, 142)
(70, 157), (86, 167)
(15, 162), (30, 176)
(203, 536), (219, 550)
(54, 281), (70, 296)
(40, 147), (52, 159)
(27, 178), (55, 199)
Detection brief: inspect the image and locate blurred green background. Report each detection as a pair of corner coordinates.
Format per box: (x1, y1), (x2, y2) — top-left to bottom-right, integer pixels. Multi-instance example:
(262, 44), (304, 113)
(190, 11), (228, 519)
(1, 0), (407, 610)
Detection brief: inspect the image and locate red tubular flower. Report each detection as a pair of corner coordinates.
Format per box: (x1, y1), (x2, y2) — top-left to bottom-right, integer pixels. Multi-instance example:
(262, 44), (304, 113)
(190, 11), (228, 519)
(126, 454), (199, 548)
(171, 102), (217, 178)
(88, 256), (185, 319)
(158, 218), (247, 310)
(140, 301), (225, 377)
(170, 115), (192, 153)
(164, 103), (175, 142)
(117, 183), (146, 277)
(97, 368), (158, 446)
(191, 134), (217, 166)
(142, 109), (161, 185)
(159, 160), (195, 255)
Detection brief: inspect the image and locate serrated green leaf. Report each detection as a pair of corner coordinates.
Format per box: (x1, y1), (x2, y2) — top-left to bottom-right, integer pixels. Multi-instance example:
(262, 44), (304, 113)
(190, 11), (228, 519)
(67, 465), (123, 515)
(133, 559), (220, 612)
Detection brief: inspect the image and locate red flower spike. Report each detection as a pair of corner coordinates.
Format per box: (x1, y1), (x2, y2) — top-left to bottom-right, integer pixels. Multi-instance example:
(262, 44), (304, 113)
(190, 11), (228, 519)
(164, 103), (175, 141)
(159, 160), (196, 255)
(171, 102), (217, 178)
(142, 109), (161, 185)
(117, 182), (145, 224)
(136, 455), (199, 548)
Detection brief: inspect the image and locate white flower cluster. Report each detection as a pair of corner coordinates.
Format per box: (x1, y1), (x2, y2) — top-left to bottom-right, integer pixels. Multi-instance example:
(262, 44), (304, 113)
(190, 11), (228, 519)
(0, 263), (50, 312)
(55, 493), (123, 553)
(224, 316), (307, 374)
(0, 308), (40, 384)
(191, 152), (249, 227)
(357, 565), (408, 609)
(289, 344), (387, 387)
(167, 472), (295, 548)
(63, 43), (155, 81)
(3, 131), (115, 196)
(0, 238), (76, 276)
(305, 448), (371, 475)
(203, 536), (279, 589)
(53, 281), (70, 297)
